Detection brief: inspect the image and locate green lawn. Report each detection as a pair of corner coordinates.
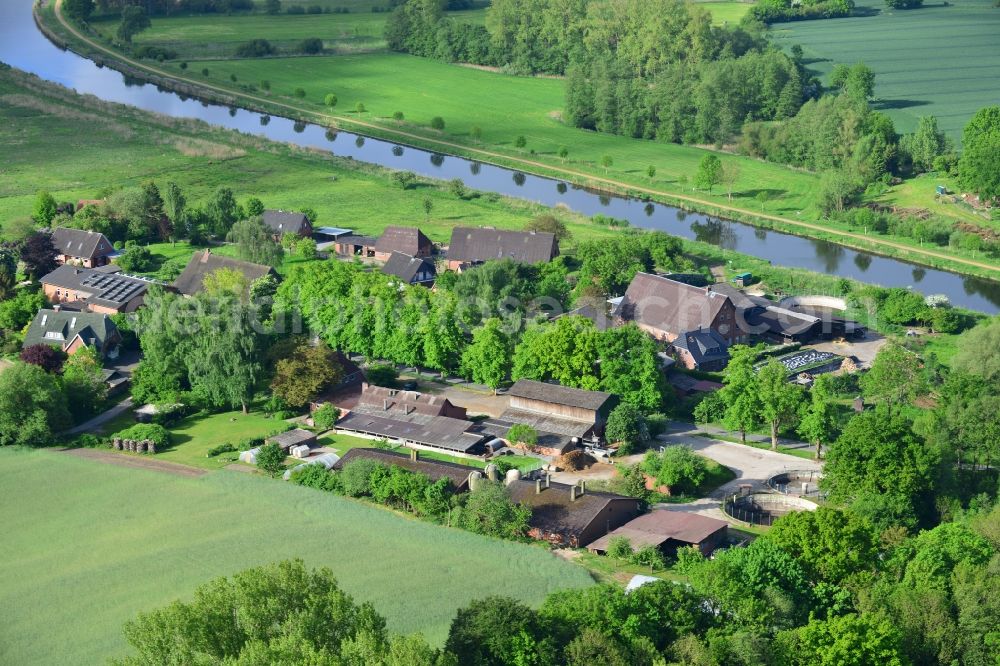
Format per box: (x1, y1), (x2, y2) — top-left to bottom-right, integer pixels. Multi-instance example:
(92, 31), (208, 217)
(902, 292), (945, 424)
(771, 0), (1000, 141)
(0, 448), (592, 665)
(155, 409), (289, 469)
(695, 0), (755, 24)
(89, 7), (486, 58)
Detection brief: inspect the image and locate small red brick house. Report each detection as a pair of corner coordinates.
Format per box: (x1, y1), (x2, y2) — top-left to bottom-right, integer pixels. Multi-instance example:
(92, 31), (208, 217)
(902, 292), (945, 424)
(49, 227), (114, 268)
(40, 264), (153, 314)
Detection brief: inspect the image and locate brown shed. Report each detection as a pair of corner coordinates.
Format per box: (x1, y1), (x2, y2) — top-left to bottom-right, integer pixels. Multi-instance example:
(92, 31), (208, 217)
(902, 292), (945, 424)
(374, 226), (433, 260)
(509, 479), (641, 548)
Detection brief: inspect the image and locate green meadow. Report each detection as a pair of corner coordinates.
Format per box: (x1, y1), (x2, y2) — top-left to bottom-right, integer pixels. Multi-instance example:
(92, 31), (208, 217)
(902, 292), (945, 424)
(0, 448), (593, 665)
(771, 0), (1000, 140)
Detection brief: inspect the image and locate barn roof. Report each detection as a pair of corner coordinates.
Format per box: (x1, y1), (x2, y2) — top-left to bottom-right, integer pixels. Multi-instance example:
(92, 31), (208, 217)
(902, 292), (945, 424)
(262, 210), (310, 235)
(587, 510), (728, 552)
(335, 411), (486, 453)
(172, 250), (274, 296)
(381, 252), (436, 283)
(267, 428), (316, 450)
(619, 273), (732, 336)
(49, 227), (114, 260)
(508, 480), (638, 541)
(508, 379), (614, 412)
(447, 227), (558, 264)
(374, 226), (431, 256)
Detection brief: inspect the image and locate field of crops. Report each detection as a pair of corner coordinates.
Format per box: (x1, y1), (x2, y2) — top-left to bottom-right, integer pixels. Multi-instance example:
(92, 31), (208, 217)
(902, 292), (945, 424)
(0, 448), (593, 665)
(771, 0), (1000, 141)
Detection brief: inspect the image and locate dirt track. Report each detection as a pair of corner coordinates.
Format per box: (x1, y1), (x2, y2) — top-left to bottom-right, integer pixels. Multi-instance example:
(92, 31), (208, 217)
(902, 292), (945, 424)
(60, 447), (207, 478)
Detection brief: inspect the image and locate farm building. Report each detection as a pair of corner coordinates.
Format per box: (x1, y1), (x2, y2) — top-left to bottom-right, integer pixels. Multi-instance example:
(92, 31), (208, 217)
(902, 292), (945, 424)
(172, 250), (275, 297)
(482, 380), (618, 455)
(671, 329), (731, 371)
(40, 264), (156, 314)
(335, 411), (491, 456)
(23, 309), (121, 358)
(587, 510), (729, 557)
(381, 252), (436, 285)
(445, 227), (559, 270)
(267, 429), (317, 451)
(508, 478), (641, 548)
(262, 210), (312, 238)
(333, 227), (432, 262)
(332, 448), (476, 492)
(356, 385), (468, 420)
(49, 227), (114, 268)
(617, 273), (748, 346)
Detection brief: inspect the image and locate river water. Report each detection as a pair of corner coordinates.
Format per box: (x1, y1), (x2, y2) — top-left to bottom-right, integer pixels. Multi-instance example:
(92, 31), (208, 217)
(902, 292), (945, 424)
(3, 0), (999, 312)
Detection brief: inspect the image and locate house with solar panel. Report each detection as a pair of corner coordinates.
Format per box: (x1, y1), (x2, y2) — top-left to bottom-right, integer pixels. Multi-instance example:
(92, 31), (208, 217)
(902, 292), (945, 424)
(49, 227), (115, 268)
(40, 264), (158, 314)
(23, 309), (121, 359)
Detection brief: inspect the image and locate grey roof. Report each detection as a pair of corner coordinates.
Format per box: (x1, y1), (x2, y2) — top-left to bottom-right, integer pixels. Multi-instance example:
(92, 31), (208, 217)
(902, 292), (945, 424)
(336, 411), (487, 453)
(172, 250), (274, 296)
(267, 428), (316, 450)
(262, 210), (310, 235)
(673, 329), (730, 367)
(619, 273), (732, 336)
(337, 234), (377, 246)
(49, 227), (114, 260)
(357, 386), (465, 419)
(508, 379), (615, 412)
(41, 264), (155, 309)
(332, 448), (473, 490)
(480, 415), (581, 453)
(492, 408), (594, 439)
(381, 252), (436, 283)
(751, 307), (821, 338)
(447, 227), (558, 264)
(708, 283), (761, 311)
(23, 309), (118, 351)
(375, 226), (431, 256)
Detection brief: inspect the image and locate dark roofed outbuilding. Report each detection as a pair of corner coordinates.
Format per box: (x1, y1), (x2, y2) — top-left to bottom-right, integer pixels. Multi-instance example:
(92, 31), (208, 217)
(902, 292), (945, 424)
(381, 252), (436, 285)
(672, 329), (731, 371)
(509, 479), (642, 548)
(267, 428), (317, 451)
(587, 510), (729, 557)
(446, 227), (558, 269)
(262, 210), (312, 237)
(172, 250), (275, 296)
(375, 226), (433, 258)
(23, 308), (121, 358)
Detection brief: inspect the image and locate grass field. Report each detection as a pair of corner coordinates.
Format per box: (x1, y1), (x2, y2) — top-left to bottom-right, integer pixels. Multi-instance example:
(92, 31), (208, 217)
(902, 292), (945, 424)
(89, 7), (486, 58)
(695, 0), (755, 24)
(771, 0), (1000, 141)
(0, 448), (593, 665)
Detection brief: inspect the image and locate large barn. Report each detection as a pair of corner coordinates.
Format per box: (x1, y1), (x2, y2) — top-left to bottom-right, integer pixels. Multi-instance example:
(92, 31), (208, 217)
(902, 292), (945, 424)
(586, 510), (729, 557)
(445, 227), (558, 270)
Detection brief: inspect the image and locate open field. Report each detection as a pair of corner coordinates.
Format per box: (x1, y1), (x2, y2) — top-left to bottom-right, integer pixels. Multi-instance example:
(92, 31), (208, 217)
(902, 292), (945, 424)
(0, 448), (593, 665)
(771, 0), (1000, 141)
(695, 0), (755, 24)
(89, 7), (486, 58)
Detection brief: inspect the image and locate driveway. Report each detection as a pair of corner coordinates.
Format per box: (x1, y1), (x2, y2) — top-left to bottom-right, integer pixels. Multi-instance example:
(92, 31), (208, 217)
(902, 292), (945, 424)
(66, 397), (134, 436)
(808, 331), (887, 368)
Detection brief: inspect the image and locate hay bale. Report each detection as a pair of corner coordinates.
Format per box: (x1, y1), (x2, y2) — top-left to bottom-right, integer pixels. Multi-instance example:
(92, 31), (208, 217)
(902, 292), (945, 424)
(147, 441), (156, 454)
(113, 438), (122, 450)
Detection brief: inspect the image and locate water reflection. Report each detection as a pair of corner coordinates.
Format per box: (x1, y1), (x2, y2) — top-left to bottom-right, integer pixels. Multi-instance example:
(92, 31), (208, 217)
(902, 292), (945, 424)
(0, 0), (997, 312)
(392, 145), (403, 157)
(912, 267), (926, 283)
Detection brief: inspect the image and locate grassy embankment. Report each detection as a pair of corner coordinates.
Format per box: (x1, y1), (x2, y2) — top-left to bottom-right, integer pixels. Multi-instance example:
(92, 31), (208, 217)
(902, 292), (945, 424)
(0, 447), (592, 665)
(42, 0), (1000, 280)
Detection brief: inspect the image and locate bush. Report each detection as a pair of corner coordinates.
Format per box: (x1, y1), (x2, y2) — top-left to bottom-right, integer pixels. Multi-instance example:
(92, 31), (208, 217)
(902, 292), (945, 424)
(366, 364), (399, 388)
(294, 88), (306, 98)
(72, 434), (104, 449)
(630, 545), (667, 571)
(290, 464), (343, 492)
(607, 536), (634, 560)
(113, 423), (170, 449)
(255, 442), (285, 476)
(207, 442), (237, 457)
(235, 39), (274, 58)
(237, 436), (264, 452)
(674, 545), (705, 573)
(430, 116), (445, 131)
(312, 404), (340, 431)
(341, 458), (385, 497)
(693, 392), (726, 423)
(299, 37), (324, 54)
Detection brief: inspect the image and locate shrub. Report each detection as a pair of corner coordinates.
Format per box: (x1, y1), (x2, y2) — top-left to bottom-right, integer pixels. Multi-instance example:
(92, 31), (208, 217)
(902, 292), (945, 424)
(235, 39), (274, 58)
(294, 88), (306, 98)
(312, 404), (340, 431)
(299, 38), (324, 54)
(255, 442), (285, 476)
(114, 423), (171, 449)
(607, 536), (634, 560)
(430, 116), (445, 130)
(341, 458), (385, 497)
(207, 443), (237, 457)
(674, 545), (705, 573)
(72, 434), (104, 449)
(366, 364), (399, 388)
(392, 111), (404, 121)
(237, 436), (264, 452)
(630, 545), (667, 571)
(291, 464), (343, 492)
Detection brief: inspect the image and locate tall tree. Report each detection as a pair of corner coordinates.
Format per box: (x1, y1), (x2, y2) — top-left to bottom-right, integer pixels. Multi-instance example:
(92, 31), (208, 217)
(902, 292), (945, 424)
(62, 345), (108, 422)
(860, 343), (924, 414)
(116, 5), (150, 43)
(32, 191), (58, 226)
(958, 106), (1000, 203)
(19, 231), (58, 279)
(694, 154), (723, 193)
(0, 362), (72, 446)
(0, 248), (18, 300)
(798, 374), (837, 459)
(718, 345), (761, 445)
(185, 295), (263, 413)
(227, 216), (284, 267)
(270, 340), (342, 409)
(460, 318), (512, 393)
(756, 359), (804, 450)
